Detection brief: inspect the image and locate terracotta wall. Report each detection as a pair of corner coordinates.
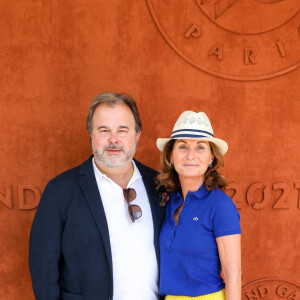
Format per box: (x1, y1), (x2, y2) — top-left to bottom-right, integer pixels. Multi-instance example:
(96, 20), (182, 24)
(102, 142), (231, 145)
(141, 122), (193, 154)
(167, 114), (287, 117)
(0, 0), (299, 299)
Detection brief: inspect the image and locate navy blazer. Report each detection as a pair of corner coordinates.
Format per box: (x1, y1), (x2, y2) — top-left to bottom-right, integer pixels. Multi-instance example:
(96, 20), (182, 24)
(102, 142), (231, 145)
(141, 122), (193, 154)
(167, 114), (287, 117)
(29, 156), (165, 300)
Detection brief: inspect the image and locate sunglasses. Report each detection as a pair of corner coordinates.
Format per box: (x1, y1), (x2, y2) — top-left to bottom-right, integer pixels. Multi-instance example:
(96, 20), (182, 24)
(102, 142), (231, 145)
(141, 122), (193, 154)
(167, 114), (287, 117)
(123, 188), (142, 222)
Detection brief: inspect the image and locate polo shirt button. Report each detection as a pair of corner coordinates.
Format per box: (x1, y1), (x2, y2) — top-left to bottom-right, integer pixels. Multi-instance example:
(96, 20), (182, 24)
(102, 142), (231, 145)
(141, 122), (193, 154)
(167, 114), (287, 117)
(184, 205), (186, 208)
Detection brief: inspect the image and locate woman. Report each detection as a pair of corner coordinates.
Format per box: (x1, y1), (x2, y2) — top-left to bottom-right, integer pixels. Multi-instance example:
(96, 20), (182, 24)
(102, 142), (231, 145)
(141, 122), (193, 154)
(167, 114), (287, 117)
(156, 111), (241, 300)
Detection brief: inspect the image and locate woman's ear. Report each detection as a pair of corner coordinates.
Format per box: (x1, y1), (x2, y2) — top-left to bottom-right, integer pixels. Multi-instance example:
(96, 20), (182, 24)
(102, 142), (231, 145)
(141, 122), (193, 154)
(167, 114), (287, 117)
(170, 154), (173, 164)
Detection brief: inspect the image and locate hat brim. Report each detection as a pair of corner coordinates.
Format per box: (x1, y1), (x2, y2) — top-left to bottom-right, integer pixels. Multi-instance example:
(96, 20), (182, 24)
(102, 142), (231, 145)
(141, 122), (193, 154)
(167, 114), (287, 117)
(156, 137), (228, 155)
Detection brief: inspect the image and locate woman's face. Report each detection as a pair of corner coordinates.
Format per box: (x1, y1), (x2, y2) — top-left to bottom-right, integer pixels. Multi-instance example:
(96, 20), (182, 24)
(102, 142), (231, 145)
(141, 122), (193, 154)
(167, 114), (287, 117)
(171, 139), (214, 182)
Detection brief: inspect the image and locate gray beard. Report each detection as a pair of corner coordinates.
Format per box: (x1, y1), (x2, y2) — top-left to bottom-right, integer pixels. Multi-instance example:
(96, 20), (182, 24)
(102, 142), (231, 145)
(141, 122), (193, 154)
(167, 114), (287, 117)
(94, 144), (136, 169)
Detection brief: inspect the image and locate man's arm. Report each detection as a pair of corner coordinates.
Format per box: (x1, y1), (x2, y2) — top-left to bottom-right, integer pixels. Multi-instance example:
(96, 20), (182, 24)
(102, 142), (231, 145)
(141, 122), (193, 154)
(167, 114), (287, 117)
(29, 181), (63, 300)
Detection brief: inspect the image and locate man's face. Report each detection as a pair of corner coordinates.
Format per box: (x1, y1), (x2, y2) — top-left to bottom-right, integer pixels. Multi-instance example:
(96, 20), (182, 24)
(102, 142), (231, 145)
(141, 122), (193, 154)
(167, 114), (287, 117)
(90, 103), (140, 170)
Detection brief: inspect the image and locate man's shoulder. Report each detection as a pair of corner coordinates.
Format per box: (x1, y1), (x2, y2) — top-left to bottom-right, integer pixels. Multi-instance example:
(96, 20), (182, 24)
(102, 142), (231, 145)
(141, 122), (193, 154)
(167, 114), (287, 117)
(48, 157), (92, 188)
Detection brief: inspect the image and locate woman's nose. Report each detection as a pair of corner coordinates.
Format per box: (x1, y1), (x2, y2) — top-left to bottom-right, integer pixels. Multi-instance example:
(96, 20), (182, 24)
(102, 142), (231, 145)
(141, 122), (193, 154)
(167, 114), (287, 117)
(186, 149), (195, 159)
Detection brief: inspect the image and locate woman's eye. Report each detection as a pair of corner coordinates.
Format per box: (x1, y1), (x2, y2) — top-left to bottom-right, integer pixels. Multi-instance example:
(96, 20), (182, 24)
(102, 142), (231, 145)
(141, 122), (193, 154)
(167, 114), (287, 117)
(179, 145), (187, 150)
(196, 146), (205, 151)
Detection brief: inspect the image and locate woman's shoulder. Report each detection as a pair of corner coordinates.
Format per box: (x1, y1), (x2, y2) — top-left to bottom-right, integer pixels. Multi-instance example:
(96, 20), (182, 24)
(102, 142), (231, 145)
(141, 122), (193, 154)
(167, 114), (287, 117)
(209, 188), (237, 209)
(209, 187), (230, 200)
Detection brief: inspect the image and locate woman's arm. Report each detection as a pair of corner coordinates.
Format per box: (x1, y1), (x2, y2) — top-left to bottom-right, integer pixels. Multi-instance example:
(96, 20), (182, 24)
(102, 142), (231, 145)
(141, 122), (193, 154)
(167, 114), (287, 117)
(216, 234), (241, 300)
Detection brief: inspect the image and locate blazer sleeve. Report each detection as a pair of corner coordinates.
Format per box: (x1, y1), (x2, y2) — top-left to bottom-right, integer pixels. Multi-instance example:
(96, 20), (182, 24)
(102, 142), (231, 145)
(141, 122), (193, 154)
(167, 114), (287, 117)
(29, 180), (63, 300)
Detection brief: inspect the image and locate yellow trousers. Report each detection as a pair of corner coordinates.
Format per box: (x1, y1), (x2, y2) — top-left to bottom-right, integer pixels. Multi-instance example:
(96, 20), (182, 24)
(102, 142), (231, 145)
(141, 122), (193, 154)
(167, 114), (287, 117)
(165, 288), (225, 300)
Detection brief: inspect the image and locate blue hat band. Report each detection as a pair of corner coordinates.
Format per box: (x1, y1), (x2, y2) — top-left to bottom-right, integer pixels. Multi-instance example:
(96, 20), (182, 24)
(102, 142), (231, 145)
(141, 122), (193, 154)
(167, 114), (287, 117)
(171, 129), (214, 139)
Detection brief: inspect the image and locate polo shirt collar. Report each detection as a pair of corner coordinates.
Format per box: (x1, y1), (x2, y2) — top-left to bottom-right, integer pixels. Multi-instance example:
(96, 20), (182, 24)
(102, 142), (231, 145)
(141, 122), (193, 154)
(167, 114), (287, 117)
(190, 183), (210, 200)
(174, 183), (210, 201)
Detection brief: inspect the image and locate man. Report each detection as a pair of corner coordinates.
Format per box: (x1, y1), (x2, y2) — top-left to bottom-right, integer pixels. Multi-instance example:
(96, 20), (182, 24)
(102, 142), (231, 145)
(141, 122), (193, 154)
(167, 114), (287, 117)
(29, 92), (165, 300)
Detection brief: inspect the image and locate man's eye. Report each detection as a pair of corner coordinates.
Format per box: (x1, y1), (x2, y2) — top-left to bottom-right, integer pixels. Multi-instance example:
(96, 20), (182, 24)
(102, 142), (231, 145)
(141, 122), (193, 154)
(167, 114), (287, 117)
(119, 129), (128, 133)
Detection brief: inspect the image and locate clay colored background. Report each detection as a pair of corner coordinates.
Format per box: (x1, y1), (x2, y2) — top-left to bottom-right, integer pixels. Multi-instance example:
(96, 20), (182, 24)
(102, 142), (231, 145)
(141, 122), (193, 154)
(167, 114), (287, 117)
(0, 0), (299, 299)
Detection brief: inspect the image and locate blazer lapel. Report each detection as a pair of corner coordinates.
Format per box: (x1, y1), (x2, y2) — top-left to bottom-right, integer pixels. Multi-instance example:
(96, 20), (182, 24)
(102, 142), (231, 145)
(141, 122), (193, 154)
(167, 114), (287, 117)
(78, 157), (112, 270)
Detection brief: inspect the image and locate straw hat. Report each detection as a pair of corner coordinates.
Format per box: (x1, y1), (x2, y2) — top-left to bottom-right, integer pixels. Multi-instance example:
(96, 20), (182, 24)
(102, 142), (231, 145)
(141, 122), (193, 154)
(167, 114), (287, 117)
(156, 111), (228, 155)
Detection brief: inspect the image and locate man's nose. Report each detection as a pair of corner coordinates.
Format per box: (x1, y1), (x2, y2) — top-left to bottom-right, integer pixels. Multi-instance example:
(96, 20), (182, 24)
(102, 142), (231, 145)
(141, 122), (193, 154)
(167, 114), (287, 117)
(108, 132), (119, 144)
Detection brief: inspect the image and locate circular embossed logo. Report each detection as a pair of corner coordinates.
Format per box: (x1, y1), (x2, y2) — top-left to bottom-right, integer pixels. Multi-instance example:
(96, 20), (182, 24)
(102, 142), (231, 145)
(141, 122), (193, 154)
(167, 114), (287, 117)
(242, 278), (300, 300)
(147, 0), (300, 80)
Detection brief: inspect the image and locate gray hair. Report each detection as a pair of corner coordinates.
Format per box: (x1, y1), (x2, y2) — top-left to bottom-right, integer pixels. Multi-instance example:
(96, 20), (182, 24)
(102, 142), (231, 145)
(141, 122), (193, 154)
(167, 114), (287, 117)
(86, 92), (142, 134)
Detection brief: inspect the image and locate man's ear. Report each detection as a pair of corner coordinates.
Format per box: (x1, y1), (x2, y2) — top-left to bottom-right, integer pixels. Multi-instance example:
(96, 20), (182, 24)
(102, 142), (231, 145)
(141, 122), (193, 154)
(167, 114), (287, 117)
(135, 131), (141, 144)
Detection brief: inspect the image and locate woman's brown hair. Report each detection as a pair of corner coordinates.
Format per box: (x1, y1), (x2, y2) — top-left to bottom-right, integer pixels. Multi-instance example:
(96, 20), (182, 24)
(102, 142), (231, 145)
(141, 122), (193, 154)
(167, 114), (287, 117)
(156, 140), (227, 192)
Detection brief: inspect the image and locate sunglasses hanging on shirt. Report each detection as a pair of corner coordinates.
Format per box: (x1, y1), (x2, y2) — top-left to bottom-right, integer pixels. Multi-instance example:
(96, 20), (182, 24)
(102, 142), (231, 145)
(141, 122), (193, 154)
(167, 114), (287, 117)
(123, 188), (142, 222)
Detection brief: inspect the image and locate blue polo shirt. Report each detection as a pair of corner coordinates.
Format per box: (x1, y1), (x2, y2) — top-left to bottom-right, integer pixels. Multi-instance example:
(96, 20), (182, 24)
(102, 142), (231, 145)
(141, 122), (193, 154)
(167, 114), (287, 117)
(159, 184), (241, 297)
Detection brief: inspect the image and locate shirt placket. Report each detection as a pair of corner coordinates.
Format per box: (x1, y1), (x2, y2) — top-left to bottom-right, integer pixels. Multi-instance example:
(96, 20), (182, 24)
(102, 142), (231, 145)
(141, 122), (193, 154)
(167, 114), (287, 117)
(168, 194), (191, 249)
(177, 193), (191, 224)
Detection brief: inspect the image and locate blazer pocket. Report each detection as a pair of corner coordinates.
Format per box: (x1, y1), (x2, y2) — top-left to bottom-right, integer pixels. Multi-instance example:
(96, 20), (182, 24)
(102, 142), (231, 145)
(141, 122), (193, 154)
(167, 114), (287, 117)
(61, 290), (83, 300)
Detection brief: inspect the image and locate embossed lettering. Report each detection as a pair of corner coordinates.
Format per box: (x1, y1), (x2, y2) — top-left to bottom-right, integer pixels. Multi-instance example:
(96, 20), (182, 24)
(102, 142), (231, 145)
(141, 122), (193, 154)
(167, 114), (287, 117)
(226, 183), (243, 209)
(0, 185), (13, 209)
(245, 289), (260, 300)
(244, 48), (257, 65)
(257, 286), (269, 297)
(295, 182), (300, 209)
(276, 286), (298, 299)
(277, 286), (289, 297)
(18, 185), (41, 210)
(287, 291), (298, 300)
(148, 0), (300, 80)
(209, 43), (223, 60)
(3, 181), (300, 211)
(185, 22), (202, 38)
(243, 279), (300, 300)
(272, 182), (290, 209)
(276, 40), (286, 57)
(246, 183), (269, 209)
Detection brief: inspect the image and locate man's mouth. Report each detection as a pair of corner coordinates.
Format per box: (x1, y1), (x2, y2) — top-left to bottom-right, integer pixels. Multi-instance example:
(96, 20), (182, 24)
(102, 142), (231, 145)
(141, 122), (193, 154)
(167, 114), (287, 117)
(106, 149), (122, 154)
(104, 145), (124, 155)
